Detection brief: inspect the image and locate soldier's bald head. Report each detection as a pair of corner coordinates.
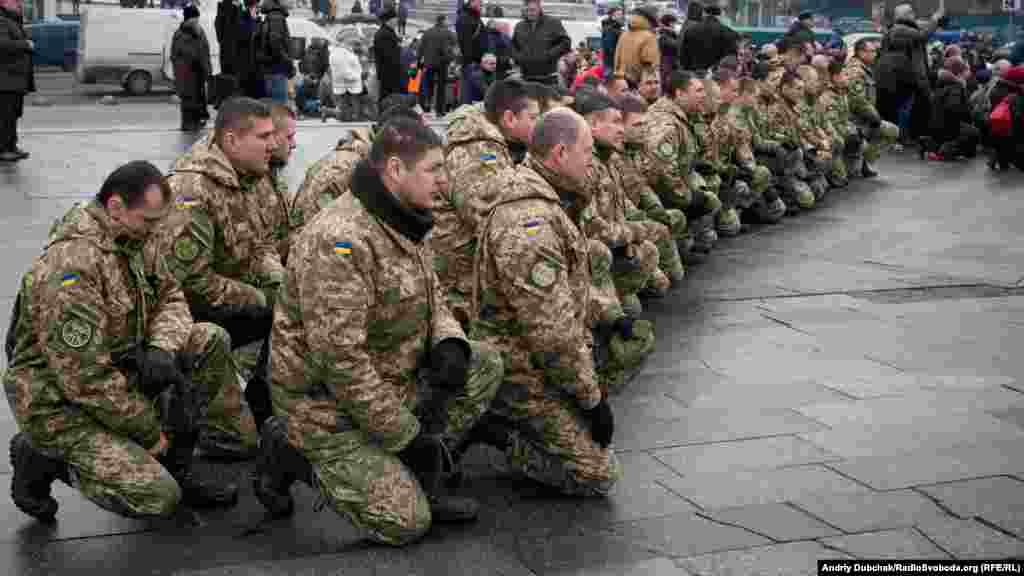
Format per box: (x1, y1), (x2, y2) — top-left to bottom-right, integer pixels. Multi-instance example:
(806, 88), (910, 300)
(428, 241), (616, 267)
(529, 109), (585, 161)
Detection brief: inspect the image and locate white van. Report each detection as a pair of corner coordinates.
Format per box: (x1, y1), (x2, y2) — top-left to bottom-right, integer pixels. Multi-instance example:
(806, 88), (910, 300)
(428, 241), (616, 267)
(161, 15), (364, 95)
(75, 6), (181, 95)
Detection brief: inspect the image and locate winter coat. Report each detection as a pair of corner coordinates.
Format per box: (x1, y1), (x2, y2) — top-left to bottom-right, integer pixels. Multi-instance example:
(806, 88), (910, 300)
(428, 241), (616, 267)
(601, 17), (622, 74)
(1011, 34), (1024, 66)
(0, 7), (33, 94)
(878, 19), (935, 95)
(457, 4), (484, 66)
(930, 72), (970, 142)
(374, 21), (403, 99)
(614, 14), (659, 82)
(511, 12), (570, 80)
(418, 23), (456, 68)
(658, 28), (679, 85)
(483, 25), (512, 78)
(214, 0), (241, 74)
(171, 19), (212, 109)
(258, 0), (292, 76)
(679, 15), (739, 72)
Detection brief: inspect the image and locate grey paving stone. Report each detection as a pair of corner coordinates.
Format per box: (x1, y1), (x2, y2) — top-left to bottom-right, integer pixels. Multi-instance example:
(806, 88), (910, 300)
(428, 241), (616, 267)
(989, 404), (1024, 431)
(614, 407), (826, 452)
(796, 388), (1024, 428)
(544, 557), (689, 576)
(702, 502), (842, 541)
(919, 477), (1024, 538)
(652, 436), (842, 476)
(607, 513), (771, 558)
(790, 490), (950, 534)
(678, 541), (852, 576)
(915, 516), (1024, 560)
(678, 380), (850, 411)
(513, 524), (662, 575)
(821, 528), (951, 559)
(656, 465), (870, 511)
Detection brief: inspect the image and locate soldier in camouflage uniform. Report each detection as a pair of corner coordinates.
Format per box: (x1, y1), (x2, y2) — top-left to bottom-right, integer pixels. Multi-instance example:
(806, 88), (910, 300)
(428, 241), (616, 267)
(814, 57), (866, 185)
(698, 77), (745, 237)
(846, 38), (899, 178)
(798, 64), (847, 190)
(640, 70), (722, 255)
(253, 118), (502, 546)
(766, 70), (832, 210)
(4, 162), (238, 522)
(292, 127), (372, 229)
(470, 109), (620, 497)
(154, 98), (286, 457)
(616, 95), (690, 269)
(267, 102), (299, 262)
(434, 80), (539, 326)
(710, 73), (786, 226)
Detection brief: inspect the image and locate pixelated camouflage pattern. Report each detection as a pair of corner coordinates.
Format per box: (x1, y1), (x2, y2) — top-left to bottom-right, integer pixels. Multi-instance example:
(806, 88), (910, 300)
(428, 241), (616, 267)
(435, 107), (517, 326)
(157, 138), (286, 310)
(585, 238), (626, 326)
(616, 145), (687, 239)
(292, 127), (373, 230)
(470, 159), (603, 417)
(844, 58), (882, 127)
(270, 190), (466, 455)
(640, 97), (698, 210)
(269, 163), (299, 262)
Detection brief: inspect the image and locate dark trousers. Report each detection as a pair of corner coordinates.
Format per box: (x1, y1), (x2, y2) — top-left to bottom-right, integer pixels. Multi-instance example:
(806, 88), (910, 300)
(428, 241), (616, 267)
(420, 64), (448, 114)
(935, 122), (980, 158)
(0, 92), (24, 153)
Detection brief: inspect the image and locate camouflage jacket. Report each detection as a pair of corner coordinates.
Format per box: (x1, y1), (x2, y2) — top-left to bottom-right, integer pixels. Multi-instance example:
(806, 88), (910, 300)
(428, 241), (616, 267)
(4, 203), (191, 450)
(712, 103), (756, 166)
(292, 127), (373, 230)
(693, 110), (725, 173)
(271, 160), (465, 452)
(434, 106), (516, 299)
(617, 142), (658, 210)
(845, 57), (881, 126)
(641, 96), (698, 208)
(767, 98), (831, 152)
(817, 82), (854, 142)
(269, 162), (298, 263)
(471, 158), (602, 416)
(804, 94), (839, 148)
(157, 138), (286, 310)
(580, 143), (644, 248)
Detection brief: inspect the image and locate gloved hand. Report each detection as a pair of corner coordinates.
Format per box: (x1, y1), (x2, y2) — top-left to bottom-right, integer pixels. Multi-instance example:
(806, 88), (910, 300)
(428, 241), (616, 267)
(781, 141), (799, 152)
(191, 303), (273, 348)
(612, 316), (634, 339)
(397, 433), (444, 491)
(430, 338), (470, 392)
(609, 243), (631, 261)
(692, 160), (716, 177)
(140, 347), (184, 398)
(582, 399), (615, 448)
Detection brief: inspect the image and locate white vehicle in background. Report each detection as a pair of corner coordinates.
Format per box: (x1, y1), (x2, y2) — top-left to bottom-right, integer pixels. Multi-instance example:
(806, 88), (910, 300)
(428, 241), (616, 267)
(161, 14), (363, 96)
(75, 6), (181, 96)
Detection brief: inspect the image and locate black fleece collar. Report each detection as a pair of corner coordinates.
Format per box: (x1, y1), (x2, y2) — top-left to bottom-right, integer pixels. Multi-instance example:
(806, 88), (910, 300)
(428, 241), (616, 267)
(352, 160), (434, 244)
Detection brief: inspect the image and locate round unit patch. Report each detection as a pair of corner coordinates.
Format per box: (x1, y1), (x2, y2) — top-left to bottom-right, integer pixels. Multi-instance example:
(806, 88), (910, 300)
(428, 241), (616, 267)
(530, 261), (558, 289)
(655, 141), (676, 160)
(61, 318), (93, 349)
(174, 237), (199, 262)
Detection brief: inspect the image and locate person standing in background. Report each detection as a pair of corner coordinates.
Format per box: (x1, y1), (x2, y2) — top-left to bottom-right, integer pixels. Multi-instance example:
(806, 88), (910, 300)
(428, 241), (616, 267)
(0, 0), (33, 162)
(601, 5), (624, 80)
(171, 4), (212, 132)
(511, 0), (571, 86)
(457, 0), (485, 103)
(374, 4), (404, 103)
(418, 14), (457, 114)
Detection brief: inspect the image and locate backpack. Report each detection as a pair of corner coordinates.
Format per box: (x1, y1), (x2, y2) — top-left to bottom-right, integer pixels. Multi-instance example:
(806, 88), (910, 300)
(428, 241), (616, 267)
(990, 95), (1014, 138)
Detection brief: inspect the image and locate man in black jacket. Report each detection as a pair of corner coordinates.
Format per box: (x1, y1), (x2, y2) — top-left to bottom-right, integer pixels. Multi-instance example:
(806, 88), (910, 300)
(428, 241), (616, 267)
(257, 0), (292, 104)
(418, 14), (456, 114)
(457, 0), (485, 104)
(877, 2), (944, 143)
(679, 5), (738, 74)
(512, 0), (570, 85)
(0, 0), (33, 162)
(215, 0), (241, 76)
(374, 5), (403, 103)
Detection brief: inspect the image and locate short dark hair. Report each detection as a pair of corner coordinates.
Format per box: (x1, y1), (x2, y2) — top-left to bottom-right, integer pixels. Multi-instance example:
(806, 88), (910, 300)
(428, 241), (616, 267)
(617, 94), (648, 116)
(853, 37), (875, 55)
(96, 161), (169, 208)
(369, 116), (443, 168)
(574, 89), (619, 117)
(529, 109), (582, 160)
(214, 97), (272, 146)
(484, 79), (534, 125)
(666, 70), (697, 97)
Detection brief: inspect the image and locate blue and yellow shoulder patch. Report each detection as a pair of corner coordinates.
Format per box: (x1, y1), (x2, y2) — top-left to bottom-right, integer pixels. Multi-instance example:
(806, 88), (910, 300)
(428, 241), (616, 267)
(175, 195), (199, 209)
(524, 219), (544, 237)
(60, 272), (80, 287)
(334, 241), (353, 255)
(480, 152), (498, 167)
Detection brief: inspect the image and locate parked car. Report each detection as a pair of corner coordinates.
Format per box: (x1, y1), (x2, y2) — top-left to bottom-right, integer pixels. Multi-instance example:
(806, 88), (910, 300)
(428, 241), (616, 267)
(76, 6), (181, 95)
(26, 16), (79, 70)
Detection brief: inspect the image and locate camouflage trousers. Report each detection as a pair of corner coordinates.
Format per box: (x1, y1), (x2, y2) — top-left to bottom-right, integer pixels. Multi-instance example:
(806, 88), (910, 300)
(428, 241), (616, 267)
(857, 120), (899, 163)
(633, 188), (688, 240)
(715, 178), (758, 237)
(198, 342), (260, 459)
(735, 162), (785, 224)
(587, 239), (626, 325)
(612, 240), (665, 309)
(434, 241), (477, 329)
(20, 323), (233, 518)
(625, 214), (685, 282)
(293, 341), (503, 546)
(491, 394), (621, 497)
(595, 318), (656, 397)
(762, 148), (816, 210)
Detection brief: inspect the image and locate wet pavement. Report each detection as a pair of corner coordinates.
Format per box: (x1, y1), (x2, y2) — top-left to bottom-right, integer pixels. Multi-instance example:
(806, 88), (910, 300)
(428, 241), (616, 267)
(1, 126), (1024, 574)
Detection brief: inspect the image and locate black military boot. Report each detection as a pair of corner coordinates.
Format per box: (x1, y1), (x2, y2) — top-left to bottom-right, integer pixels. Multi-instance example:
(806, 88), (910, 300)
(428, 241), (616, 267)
(253, 416), (312, 518)
(399, 434), (479, 523)
(244, 373), (273, 433)
(861, 162), (879, 178)
(160, 430), (238, 508)
(10, 433), (69, 521)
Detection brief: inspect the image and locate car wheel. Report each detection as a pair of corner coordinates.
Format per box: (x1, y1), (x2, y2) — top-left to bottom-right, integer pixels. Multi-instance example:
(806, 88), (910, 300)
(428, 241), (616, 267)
(124, 70), (152, 96)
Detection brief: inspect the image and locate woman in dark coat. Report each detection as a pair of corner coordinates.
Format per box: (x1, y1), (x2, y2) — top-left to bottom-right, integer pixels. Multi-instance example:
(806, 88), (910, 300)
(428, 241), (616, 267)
(171, 4), (213, 131)
(373, 5), (403, 104)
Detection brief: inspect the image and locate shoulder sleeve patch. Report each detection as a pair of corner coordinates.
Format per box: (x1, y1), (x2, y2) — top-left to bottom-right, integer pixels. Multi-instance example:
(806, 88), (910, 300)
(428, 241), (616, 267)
(655, 140), (677, 161)
(529, 260), (559, 289)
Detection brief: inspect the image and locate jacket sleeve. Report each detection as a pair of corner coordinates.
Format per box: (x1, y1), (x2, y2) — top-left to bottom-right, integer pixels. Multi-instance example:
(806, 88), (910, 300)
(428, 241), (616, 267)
(300, 231), (420, 452)
(640, 35), (660, 68)
(0, 21), (31, 56)
(580, 164), (633, 247)
(846, 69), (881, 124)
(269, 15), (291, 63)
(486, 213), (601, 409)
(146, 250), (193, 354)
(428, 247), (467, 347)
(643, 120), (691, 206)
(545, 19), (571, 62)
(35, 251), (162, 450)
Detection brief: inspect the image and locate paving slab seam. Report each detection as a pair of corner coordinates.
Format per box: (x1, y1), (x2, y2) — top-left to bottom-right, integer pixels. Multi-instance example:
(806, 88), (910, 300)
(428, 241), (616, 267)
(702, 282), (1021, 304)
(785, 501), (858, 535)
(909, 525), (958, 559)
(692, 511), (780, 543)
(618, 432), (815, 454)
(970, 515), (1024, 542)
(909, 475), (1022, 502)
(820, 464), (891, 493)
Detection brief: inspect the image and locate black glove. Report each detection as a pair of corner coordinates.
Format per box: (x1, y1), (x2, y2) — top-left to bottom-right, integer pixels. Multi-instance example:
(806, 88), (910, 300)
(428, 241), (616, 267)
(692, 160), (716, 177)
(781, 141), (799, 152)
(397, 433), (444, 491)
(582, 399), (615, 448)
(191, 303), (273, 349)
(609, 243), (630, 261)
(139, 347), (184, 399)
(430, 338), (470, 392)
(868, 115), (882, 129)
(612, 316), (634, 340)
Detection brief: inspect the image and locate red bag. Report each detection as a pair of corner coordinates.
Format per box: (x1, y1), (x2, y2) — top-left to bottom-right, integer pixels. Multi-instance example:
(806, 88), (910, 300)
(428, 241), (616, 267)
(990, 96), (1013, 138)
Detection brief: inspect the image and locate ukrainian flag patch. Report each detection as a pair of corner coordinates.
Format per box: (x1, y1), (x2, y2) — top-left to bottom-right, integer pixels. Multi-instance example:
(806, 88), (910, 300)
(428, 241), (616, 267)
(524, 219), (543, 237)
(480, 153), (498, 166)
(175, 196), (199, 209)
(61, 272), (80, 287)
(334, 241), (353, 255)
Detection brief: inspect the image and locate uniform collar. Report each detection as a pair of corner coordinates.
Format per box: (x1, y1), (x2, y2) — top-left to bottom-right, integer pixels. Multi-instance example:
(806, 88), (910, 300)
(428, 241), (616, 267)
(352, 160), (434, 244)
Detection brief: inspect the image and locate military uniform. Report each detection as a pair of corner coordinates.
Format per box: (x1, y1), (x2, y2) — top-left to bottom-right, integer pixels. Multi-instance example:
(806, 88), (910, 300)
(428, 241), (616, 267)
(817, 79), (861, 186)
(4, 203), (236, 518)
(617, 140), (688, 244)
(766, 97), (827, 210)
(268, 161), (502, 546)
(155, 138), (290, 456)
(435, 106), (519, 326)
(471, 158), (622, 497)
(712, 103), (785, 224)
(640, 96), (721, 250)
(845, 57), (899, 167)
(292, 127), (373, 230)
